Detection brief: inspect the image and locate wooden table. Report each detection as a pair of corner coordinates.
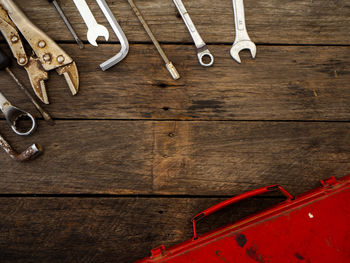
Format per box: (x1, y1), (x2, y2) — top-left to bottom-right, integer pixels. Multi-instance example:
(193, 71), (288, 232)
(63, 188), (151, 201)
(1, 0), (349, 262)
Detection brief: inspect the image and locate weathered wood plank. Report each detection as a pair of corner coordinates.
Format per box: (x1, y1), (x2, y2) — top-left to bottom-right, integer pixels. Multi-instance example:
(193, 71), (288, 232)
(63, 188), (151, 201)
(10, 0), (350, 44)
(0, 120), (349, 195)
(0, 120), (153, 194)
(0, 197), (284, 263)
(2, 44), (349, 120)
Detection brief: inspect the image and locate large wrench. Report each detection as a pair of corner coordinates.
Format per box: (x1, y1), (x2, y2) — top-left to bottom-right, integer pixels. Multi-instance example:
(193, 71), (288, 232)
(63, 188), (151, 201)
(173, 0), (214, 67)
(230, 0), (256, 63)
(73, 0), (109, 46)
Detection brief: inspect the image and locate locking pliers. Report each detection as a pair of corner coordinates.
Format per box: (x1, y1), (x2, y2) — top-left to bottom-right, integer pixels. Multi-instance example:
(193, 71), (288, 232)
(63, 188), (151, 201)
(0, 0), (79, 104)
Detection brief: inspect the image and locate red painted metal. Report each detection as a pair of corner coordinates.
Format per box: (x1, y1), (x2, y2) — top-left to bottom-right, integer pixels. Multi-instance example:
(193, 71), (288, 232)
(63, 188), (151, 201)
(135, 175), (350, 263)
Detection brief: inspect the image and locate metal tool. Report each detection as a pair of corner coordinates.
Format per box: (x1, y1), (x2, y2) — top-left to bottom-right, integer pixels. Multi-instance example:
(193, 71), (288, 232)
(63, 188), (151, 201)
(230, 0), (256, 63)
(48, 0), (84, 49)
(173, 0), (214, 67)
(127, 0), (180, 80)
(0, 0), (79, 104)
(0, 47), (54, 125)
(73, 0), (109, 47)
(0, 132), (41, 161)
(96, 0), (129, 71)
(0, 92), (36, 136)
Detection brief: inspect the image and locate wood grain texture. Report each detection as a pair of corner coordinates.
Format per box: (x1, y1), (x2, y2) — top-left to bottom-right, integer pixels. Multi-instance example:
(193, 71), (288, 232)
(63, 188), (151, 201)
(10, 0), (350, 44)
(0, 120), (349, 195)
(0, 197), (283, 263)
(1, 44), (349, 120)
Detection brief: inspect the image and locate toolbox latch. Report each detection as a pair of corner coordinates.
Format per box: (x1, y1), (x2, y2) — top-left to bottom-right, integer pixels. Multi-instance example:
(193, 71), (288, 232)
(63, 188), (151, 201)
(151, 245), (165, 258)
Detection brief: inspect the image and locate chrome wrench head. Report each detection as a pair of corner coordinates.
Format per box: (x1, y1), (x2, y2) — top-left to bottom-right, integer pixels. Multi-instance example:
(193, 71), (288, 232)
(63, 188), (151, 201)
(73, 0), (109, 46)
(230, 40), (256, 64)
(197, 47), (214, 67)
(5, 106), (36, 136)
(231, 0), (256, 64)
(0, 92), (36, 136)
(87, 24), (109, 47)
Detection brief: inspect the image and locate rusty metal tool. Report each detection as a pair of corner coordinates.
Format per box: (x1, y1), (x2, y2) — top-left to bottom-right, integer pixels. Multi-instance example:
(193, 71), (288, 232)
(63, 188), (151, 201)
(96, 0), (129, 70)
(48, 0), (84, 49)
(0, 132), (42, 161)
(0, 0), (79, 104)
(230, 0), (256, 63)
(127, 0), (180, 80)
(0, 91), (36, 136)
(0, 48), (54, 125)
(73, 0), (109, 46)
(173, 0), (214, 67)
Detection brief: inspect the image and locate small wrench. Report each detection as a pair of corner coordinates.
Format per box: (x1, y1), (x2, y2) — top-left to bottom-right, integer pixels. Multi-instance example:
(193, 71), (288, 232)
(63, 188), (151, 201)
(73, 0), (109, 46)
(230, 0), (256, 63)
(0, 92), (36, 136)
(173, 0), (214, 67)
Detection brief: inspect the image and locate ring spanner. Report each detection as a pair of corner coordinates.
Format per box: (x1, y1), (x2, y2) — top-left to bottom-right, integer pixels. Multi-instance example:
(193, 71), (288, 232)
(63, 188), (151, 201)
(173, 0), (214, 67)
(96, 0), (129, 71)
(0, 92), (36, 136)
(230, 0), (256, 63)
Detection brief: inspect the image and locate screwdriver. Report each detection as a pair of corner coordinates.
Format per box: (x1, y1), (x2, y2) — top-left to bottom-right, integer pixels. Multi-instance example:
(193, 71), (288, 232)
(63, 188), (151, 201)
(0, 48), (54, 125)
(48, 0), (84, 49)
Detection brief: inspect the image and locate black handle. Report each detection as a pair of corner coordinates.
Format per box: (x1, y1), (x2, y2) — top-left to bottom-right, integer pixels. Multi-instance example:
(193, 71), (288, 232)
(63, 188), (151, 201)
(0, 48), (11, 70)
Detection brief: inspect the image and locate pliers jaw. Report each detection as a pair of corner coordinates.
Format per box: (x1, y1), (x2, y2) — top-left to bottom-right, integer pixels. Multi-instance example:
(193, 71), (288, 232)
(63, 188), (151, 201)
(0, 0), (79, 104)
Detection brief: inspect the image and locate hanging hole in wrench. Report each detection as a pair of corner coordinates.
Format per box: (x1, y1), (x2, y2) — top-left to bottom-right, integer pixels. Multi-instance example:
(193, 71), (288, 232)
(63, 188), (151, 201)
(198, 51), (214, 67)
(10, 113), (36, 136)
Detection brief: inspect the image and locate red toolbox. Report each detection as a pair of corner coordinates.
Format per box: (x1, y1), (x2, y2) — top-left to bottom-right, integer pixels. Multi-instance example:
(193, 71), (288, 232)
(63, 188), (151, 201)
(136, 175), (350, 262)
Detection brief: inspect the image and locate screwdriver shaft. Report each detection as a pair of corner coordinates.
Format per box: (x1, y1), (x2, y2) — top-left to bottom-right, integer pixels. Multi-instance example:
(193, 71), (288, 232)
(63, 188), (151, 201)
(51, 0), (84, 49)
(127, 0), (180, 80)
(5, 67), (54, 126)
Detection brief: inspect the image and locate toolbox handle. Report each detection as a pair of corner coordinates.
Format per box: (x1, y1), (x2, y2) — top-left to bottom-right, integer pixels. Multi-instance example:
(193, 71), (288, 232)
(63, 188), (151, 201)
(191, 185), (293, 240)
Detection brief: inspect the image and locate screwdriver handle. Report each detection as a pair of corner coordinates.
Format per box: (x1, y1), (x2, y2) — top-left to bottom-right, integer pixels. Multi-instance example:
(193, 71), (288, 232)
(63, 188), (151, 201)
(0, 48), (11, 70)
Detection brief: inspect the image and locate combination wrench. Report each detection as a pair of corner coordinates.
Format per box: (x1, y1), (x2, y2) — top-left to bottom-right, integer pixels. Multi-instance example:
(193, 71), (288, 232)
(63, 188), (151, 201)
(230, 0), (256, 63)
(173, 0), (214, 67)
(73, 0), (109, 46)
(0, 92), (36, 136)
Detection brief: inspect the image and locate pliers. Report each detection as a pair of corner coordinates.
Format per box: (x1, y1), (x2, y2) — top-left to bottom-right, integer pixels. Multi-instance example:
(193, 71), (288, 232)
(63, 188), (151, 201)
(0, 0), (79, 104)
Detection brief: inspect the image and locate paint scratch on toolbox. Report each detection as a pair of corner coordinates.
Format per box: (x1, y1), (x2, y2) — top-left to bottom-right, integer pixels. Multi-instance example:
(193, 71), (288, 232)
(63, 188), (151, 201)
(234, 233), (247, 248)
(245, 246), (267, 263)
(215, 250), (229, 262)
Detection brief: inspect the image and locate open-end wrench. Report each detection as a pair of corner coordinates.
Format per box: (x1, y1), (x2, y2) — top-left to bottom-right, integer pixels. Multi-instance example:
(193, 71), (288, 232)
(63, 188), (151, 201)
(173, 0), (214, 67)
(230, 0), (256, 63)
(73, 0), (109, 46)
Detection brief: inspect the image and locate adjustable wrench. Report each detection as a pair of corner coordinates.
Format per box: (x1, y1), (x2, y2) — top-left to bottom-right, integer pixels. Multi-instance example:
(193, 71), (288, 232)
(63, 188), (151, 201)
(230, 0), (256, 63)
(173, 0), (213, 67)
(73, 0), (109, 46)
